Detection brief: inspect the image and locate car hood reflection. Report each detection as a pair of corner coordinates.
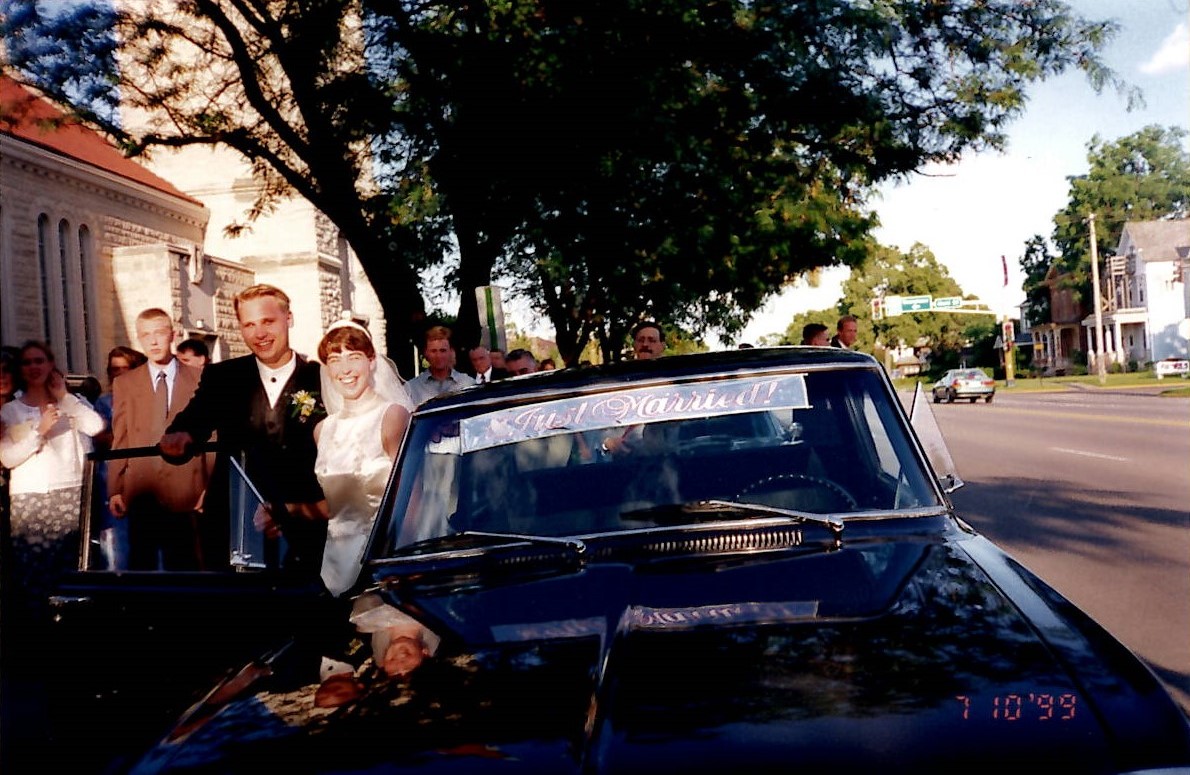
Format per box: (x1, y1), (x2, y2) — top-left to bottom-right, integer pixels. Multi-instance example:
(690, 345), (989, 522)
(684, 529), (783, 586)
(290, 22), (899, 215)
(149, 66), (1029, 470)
(132, 539), (1187, 774)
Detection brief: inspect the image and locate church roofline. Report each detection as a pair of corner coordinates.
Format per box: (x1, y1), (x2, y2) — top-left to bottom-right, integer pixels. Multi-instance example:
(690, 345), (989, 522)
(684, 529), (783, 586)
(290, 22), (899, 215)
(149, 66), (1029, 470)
(0, 74), (203, 208)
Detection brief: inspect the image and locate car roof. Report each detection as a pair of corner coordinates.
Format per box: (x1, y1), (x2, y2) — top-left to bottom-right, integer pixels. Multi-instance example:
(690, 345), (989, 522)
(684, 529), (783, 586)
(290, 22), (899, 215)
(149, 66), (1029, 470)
(414, 346), (880, 414)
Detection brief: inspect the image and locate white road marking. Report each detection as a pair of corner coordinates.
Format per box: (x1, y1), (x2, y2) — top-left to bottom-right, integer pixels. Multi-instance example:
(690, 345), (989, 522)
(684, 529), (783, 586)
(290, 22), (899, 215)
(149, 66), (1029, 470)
(1049, 447), (1129, 462)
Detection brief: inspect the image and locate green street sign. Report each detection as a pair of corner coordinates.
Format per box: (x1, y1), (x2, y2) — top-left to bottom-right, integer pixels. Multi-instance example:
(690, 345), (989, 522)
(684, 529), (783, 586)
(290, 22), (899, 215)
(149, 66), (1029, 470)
(933, 296), (962, 309)
(901, 295), (931, 312)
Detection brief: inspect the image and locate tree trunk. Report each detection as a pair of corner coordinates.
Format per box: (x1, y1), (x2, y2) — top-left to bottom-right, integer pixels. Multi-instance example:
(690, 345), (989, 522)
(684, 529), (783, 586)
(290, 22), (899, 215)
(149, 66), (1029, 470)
(347, 232), (428, 380)
(452, 214), (497, 352)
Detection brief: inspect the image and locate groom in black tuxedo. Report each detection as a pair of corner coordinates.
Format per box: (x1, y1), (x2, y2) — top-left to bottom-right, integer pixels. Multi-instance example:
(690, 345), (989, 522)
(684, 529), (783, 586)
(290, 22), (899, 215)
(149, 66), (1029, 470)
(160, 284), (326, 574)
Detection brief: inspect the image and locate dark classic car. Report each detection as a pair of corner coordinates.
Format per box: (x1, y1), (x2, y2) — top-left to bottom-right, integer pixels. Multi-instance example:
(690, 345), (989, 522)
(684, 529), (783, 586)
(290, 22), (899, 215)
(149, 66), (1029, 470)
(84, 348), (1190, 772)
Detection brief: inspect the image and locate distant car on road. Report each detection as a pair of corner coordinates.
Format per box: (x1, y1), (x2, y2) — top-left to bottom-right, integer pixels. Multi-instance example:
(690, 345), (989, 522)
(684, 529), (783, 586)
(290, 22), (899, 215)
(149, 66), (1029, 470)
(932, 367), (995, 403)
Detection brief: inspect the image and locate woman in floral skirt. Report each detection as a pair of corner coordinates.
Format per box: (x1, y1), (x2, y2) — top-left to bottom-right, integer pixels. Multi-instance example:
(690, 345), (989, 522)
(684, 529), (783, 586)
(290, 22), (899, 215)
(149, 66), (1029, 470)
(0, 341), (105, 627)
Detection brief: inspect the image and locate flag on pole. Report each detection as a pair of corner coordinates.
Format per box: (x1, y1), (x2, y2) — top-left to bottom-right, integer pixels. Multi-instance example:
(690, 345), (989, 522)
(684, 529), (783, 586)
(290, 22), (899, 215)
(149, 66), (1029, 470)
(1001, 255), (1009, 287)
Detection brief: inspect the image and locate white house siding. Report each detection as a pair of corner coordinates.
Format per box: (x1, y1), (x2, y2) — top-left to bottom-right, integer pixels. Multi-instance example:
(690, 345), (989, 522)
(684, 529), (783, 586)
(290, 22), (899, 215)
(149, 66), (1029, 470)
(1112, 221), (1190, 363)
(1144, 258), (1189, 360)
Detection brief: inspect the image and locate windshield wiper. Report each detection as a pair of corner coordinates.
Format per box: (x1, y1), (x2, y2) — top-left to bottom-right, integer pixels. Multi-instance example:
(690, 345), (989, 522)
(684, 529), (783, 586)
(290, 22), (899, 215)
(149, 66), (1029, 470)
(378, 530), (586, 564)
(371, 530), (587, 585)
(623, 500), (844, 536)
(461, 531), (587, 555)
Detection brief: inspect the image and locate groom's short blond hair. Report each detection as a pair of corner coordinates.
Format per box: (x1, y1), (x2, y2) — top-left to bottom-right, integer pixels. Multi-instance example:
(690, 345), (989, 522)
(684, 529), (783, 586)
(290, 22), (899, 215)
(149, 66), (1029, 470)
(234, 284), (291, 317)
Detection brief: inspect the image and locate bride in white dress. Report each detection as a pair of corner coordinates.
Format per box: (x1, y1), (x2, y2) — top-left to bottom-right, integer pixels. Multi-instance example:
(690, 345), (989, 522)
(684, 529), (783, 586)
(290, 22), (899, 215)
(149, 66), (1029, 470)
(313, 321), (413, 596)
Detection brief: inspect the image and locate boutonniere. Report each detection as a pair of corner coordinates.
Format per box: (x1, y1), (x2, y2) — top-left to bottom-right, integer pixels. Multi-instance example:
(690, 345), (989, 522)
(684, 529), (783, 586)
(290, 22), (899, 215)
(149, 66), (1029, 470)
(290, 390), (325, 423)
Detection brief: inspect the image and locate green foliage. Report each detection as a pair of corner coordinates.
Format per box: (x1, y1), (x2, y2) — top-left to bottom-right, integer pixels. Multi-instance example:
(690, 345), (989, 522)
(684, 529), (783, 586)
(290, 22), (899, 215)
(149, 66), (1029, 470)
(1018, 235), (1053, 327)
(962, 318), (999, 370)
(3, 1), (1127, 366)
(778, 309), (841, 346)
(663, 329), (710, 358)
(0, 2), (121, 126)
(487, 0), (1130, 362)
(840, 244), (994, 359)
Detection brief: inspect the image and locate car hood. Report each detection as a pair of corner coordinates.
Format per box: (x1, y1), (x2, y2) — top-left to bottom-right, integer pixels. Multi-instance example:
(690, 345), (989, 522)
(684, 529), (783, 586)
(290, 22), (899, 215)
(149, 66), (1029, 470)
(133, 535), (1190, 774)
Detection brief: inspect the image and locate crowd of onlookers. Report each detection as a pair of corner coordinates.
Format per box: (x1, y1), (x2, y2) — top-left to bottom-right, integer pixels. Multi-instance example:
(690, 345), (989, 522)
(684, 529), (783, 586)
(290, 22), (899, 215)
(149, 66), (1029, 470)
(0, 312), (857, 579)
(0, 302), (573, 622)
(0, 312), (857, 588)
(0, 320), (575, 603)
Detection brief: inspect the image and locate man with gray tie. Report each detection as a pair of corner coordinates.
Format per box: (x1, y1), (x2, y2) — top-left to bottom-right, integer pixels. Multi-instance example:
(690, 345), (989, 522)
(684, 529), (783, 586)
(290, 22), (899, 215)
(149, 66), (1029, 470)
(109, 308), (209, 569)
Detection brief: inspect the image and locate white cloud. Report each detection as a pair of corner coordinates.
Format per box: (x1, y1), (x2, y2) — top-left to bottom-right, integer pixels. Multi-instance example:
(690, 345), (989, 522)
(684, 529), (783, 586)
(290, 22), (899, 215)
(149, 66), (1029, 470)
(1139, 22), (1189, 75)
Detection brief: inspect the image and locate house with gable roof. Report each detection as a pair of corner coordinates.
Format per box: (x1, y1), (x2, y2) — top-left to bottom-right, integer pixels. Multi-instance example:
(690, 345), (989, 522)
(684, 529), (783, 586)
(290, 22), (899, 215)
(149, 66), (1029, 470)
(1029, 263), (1090, 375)
(1089, 219), (1190, 365)
(1030, 219), (1189, 373)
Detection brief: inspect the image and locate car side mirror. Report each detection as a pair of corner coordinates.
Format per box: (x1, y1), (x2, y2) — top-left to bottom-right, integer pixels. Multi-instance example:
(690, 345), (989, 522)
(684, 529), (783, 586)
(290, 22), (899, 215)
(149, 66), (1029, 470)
(908, 384), (964, 494)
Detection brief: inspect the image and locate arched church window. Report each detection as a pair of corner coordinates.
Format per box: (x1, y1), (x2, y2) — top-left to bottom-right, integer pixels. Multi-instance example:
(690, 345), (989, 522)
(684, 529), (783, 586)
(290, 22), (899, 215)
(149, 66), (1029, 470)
(37, 213), (53, 341)
(58, 218), (74, 369)
(78, 225), (96, 372)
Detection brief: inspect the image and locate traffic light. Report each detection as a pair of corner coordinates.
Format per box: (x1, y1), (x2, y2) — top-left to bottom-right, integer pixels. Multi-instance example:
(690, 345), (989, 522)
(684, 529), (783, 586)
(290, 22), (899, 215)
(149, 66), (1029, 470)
(870, 297), (884, 321)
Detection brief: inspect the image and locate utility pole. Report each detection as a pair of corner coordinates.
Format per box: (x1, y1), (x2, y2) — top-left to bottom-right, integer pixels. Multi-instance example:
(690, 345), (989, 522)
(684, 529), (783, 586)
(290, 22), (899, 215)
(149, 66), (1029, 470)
(1001, 317), (1016, 386)
(1087, 213), (1107, 384)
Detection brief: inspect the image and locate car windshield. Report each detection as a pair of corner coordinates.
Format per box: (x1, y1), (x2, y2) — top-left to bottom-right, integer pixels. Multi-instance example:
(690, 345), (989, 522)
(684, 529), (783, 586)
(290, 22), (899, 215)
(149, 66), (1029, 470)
(378, 367), (941, 555)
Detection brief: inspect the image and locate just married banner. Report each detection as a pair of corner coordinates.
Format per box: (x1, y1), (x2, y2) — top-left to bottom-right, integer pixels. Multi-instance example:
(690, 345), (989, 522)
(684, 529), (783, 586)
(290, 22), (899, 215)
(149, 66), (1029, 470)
(460, 374), (808, 453)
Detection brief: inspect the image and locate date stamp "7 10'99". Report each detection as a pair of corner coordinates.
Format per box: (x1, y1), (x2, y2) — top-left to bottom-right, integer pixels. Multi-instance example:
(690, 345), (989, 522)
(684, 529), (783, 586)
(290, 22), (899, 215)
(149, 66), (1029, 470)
(954, 693), (1078, 722)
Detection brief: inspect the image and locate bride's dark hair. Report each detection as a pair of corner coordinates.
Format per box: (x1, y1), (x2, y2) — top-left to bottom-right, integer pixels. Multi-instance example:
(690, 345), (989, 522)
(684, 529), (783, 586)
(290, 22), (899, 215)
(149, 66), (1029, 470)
(318, 325), (375, 362)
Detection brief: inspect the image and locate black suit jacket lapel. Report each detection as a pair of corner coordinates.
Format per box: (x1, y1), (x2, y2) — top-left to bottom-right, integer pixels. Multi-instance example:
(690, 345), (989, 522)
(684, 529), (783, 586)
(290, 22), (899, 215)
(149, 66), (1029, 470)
(273, 355), (325, 437)
(275, 354), (306, 428)
(240, 358), (271, 433)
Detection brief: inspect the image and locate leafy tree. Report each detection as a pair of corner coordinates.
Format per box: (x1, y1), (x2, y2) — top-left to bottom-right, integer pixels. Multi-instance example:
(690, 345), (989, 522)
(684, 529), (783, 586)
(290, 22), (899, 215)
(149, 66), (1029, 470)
(3, 1), (1130, 364)
(491, 0), (1132, 362)
(1018, 234), (1054, 327)
(1049, 126), (1190, 305)
(838, 244), (993, 361)
(778, 308), (841, 346)
(928, 317), (999, 377)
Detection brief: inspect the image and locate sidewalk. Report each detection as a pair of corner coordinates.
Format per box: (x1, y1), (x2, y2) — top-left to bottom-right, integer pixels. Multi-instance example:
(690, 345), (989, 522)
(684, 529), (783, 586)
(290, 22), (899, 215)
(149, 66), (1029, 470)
(1057, 381), (1187, 397)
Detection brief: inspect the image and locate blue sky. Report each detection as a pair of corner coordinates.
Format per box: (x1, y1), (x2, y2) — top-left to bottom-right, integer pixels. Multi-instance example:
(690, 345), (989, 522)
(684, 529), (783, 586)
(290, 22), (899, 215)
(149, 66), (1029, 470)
(735, 0), (1190, 344)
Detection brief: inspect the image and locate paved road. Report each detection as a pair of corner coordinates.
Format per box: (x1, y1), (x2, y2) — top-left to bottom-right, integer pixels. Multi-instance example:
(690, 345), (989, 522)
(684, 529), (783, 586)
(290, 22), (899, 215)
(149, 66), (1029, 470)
(918, 386), (1190, 712)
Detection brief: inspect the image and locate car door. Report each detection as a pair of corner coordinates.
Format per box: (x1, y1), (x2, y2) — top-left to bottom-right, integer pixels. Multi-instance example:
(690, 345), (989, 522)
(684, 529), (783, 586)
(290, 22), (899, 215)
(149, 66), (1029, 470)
(48, 448), (331, 765)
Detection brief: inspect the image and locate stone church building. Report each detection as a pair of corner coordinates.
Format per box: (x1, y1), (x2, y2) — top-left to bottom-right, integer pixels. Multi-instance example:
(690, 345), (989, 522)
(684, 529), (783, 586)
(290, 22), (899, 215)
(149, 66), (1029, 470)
(0, 74), (385, 377)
